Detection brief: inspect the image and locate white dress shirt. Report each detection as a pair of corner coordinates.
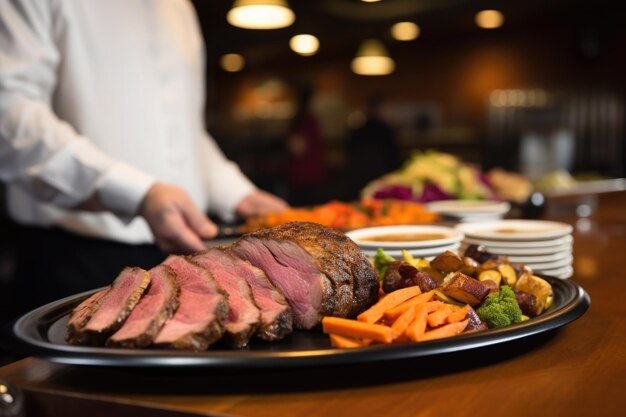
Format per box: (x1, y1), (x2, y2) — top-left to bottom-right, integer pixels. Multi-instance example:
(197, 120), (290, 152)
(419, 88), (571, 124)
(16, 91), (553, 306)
(0, 0), (256, 244)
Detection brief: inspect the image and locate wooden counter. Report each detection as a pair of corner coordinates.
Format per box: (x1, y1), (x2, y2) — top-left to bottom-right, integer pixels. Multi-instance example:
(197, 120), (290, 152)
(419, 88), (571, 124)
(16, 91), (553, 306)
(2, 192), (625, 417)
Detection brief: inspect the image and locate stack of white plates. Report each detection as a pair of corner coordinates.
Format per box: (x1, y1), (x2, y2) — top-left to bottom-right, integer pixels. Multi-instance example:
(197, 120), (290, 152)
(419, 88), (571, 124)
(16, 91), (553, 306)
(455, 220), (574, 279)
(426, 200), (511, 223)
(345, 225), (464, 260)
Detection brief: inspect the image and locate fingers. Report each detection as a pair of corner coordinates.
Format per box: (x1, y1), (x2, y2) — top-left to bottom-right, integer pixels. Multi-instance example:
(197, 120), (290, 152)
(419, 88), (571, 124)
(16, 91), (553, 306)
(140, 182), (213, 254)
(155, 209), (207, 254)
(180, 201), (218, 240)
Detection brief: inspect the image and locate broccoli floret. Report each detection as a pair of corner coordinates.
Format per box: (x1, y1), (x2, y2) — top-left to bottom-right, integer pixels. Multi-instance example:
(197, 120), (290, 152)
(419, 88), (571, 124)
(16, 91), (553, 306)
(476, 286), (523, 328)
(373, 248), (395, 279)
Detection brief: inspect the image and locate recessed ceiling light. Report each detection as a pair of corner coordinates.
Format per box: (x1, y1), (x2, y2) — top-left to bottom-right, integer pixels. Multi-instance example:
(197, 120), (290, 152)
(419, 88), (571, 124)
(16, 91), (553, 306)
(227, 0), (295, 30)
(475, 10), (505, 29)
(289, 34), (319, 56)
(391, 22), (420, 41)
(220, 53), (245, 72)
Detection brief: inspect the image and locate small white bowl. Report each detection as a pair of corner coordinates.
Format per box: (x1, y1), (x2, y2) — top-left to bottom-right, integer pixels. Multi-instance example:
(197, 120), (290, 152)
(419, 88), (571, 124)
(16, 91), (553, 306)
(346, 225), (463, 249)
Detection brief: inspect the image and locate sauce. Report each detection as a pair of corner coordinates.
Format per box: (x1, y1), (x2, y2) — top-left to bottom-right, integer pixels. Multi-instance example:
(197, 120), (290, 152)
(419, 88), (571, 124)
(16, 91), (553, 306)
(493, 228), (551, 234)
(359, 233), (447, 242)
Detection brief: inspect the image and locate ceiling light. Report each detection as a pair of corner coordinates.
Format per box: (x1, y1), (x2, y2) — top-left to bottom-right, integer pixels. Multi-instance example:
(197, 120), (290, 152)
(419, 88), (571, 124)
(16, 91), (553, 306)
(391, 22), (420, 41)
(220, 53), (245, 72)
(289, 34), (319, 56)
(227, 0), (295, 30)
(351, 39), (395, 76)
(475, 10), (505, 29)
(361, 0), (382, 3)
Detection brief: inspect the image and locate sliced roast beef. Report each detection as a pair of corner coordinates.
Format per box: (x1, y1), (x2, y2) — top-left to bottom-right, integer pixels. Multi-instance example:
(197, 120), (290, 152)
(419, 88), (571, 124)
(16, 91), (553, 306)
(192, 249), (261, 348)
(65, 288), (108, 345)
(74, 267), (151, 345)
(232, 222), (379, 329)
(229, 254), (293, 341)
(107, 265), (179, 348)
(153, 255), (228, 350)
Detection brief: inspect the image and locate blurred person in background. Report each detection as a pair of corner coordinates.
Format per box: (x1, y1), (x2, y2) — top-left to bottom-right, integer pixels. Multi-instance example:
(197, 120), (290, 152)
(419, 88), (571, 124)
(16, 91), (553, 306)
(0, 0), (287, 316)
(285, 83), (327, 206)
(343, 94), (400, 201)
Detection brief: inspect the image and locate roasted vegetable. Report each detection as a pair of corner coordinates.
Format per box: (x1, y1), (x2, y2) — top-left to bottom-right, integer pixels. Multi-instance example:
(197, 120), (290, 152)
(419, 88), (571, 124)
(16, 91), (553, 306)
(439, 272), (490, 306)
(430, 251), (464, 273)
(373, 248), (395, 278)
(463, 244), (497, 264)
(514, 289), (539, 317)
(475, 286), (523, 328)
(383, 261), (437, 294)
(515, 273), (554, 315)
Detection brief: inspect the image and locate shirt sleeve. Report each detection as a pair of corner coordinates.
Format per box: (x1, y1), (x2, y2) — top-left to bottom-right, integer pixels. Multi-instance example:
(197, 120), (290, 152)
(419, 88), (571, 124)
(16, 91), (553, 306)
(200, 131), (256, 222)
(0, 0), (156, 220)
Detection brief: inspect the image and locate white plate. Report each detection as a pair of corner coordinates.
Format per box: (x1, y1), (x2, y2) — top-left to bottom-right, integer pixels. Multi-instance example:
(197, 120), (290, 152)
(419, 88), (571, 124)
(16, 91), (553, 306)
(346, 225), (463, 249)
(462, 235), (573, 249)
(493, 250), (573, 264)
(459, 242), (573, 256)
(536, 265), (574, 279)
(426, 200), (511, 219)
(362, 243), (461, 259)
(522, 255), (574, 270)
(455, 220), (573, 241)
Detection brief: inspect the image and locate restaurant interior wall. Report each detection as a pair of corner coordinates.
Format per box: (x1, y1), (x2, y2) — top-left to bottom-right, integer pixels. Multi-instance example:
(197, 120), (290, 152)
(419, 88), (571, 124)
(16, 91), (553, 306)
(193, 0), (626, 203)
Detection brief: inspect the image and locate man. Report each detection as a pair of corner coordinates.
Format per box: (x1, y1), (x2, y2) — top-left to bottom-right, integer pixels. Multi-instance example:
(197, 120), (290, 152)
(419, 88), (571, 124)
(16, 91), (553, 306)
(0, 0), (287, 313)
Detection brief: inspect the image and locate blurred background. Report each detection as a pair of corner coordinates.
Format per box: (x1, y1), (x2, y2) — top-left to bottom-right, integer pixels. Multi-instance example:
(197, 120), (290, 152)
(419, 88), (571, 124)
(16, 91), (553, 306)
(192, 0), (625, 205)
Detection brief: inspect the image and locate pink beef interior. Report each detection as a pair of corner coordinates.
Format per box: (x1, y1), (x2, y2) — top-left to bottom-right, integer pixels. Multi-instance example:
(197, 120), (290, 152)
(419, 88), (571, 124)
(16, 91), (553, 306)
(67, 289), (107, 331)
(233, 237), (324, 329)
(110, 265), (175, 341)
(193, 250), (259, 335)
(154, 256), (222, 343)
(232, 257), (289, 326)
(84, 268), (148, 331)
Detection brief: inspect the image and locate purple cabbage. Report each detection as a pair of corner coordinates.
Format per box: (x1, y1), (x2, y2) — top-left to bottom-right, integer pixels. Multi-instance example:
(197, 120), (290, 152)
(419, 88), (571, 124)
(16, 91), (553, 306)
(372, 185), (415, 201)
(418, 183), (452, 202)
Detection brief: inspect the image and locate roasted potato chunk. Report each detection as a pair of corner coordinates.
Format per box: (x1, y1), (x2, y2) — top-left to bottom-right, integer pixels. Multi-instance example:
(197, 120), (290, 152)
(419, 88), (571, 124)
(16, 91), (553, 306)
(515, 273), (553, 315)
(497, 264), (517, 286)
(440, 272), (490, 306)
(431, 251), (464, 273)
(478, 269), (502, 287)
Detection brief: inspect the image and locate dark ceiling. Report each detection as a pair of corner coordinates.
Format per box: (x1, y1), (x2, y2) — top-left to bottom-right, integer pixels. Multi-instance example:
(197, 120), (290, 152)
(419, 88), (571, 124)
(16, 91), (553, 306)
(192, 0), (621, 68)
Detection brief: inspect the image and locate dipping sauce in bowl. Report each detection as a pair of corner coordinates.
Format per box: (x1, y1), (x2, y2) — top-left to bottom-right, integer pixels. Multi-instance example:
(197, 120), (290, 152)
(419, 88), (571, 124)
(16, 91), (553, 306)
(358, 233), (448, 243)
(345, 225), (464, 249)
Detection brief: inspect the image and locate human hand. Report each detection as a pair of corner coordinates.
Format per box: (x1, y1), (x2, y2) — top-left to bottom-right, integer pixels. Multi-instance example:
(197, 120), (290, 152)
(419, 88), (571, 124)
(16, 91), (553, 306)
(139, 182), (217, 254)
(235, 190), (289, 218)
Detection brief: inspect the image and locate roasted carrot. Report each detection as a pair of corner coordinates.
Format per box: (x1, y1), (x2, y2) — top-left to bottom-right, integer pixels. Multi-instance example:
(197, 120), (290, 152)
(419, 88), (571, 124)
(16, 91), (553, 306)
(447, 304), (471, 324)
(357, 286), (422, 324)
(427, 304), (455, 328)
(404, 304), (429, 342)
(329, 333), (371, 349)
(382, 291), (436, 321)
(417, 319), (469, 342)
(322, 316), (397, 344)
(390, 305), (417, 339)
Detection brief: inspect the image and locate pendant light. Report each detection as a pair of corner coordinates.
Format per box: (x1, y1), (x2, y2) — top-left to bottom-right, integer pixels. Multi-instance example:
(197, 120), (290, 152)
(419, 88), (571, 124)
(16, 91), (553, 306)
(227, 0), (295, 30)
(351, 39), (395, 76)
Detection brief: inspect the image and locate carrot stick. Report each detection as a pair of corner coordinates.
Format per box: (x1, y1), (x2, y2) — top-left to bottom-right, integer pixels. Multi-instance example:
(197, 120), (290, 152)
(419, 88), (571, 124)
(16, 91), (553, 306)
(322, 316), (397, 344)
(357, 286), (422, 324)
(390, 305), (417, 339)
(405, 304), (429, 342)
(381, 290), (434, 321)
(447, 305), (471, 324)
(417, 319), (469, 342)
(328, 334), (371, 349)
(427, 304), (454, 328)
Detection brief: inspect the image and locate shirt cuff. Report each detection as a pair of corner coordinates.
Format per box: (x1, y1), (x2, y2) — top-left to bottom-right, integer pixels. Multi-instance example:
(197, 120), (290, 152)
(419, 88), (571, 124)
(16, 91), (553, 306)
(210, 179), (256, 223)
(97, 162), (157, 222)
